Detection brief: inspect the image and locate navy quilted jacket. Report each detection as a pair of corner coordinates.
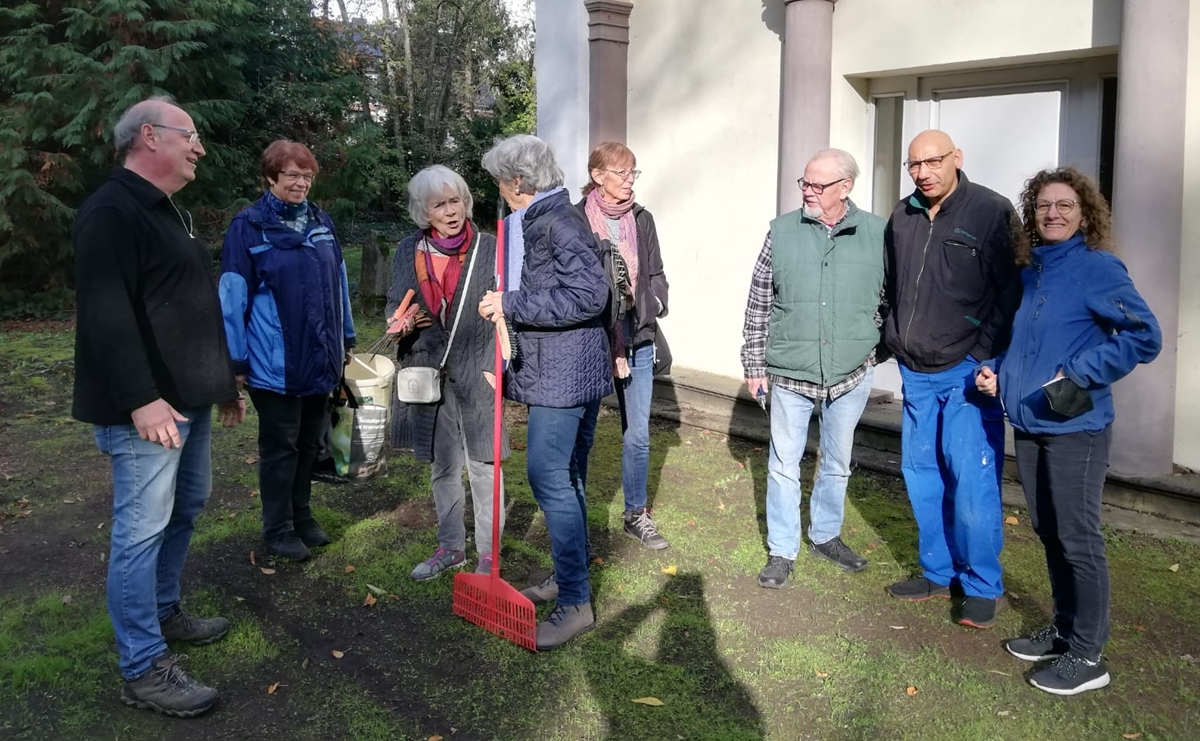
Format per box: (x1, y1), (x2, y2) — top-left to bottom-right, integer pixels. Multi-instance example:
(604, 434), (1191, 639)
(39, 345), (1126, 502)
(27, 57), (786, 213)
(501, 188), (613, 407)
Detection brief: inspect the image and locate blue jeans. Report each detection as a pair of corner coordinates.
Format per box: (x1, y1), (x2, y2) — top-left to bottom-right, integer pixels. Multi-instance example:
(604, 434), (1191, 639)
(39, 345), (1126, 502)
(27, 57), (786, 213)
(898, 359), (1005, 598)
(615, 342), (655, 511)
(527, 400), (600, 607)
(94, 406), (213, 680)
(766, 365), (875, 558)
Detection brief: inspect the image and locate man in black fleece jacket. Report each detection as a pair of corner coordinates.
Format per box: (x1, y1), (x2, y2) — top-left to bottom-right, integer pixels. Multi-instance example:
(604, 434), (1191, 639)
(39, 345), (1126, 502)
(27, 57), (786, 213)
(882, 130), (1020, 630)
(73, 96), (245, 718)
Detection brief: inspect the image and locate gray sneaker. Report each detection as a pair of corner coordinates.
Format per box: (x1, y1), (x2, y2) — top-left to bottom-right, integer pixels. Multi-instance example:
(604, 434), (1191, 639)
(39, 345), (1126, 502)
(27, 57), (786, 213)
(160, 607), (230, 646)
(624, 507), (669, 550)
(410, 547), (465, 581)
(521, 572), (559, 604)
(536, 603), (595, 650)
(119, 653), (218, 718)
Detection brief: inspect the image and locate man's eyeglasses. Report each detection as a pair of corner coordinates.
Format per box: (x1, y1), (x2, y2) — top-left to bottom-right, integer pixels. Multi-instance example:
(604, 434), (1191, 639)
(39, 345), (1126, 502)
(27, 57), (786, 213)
(1035, 199), (1080, 216)
(903, 151), (955, 173)
(797, 177), (847, 195)
(278, 171), (316, 183)
(606, 169), (641, 182)
(151, 124), (201, 144)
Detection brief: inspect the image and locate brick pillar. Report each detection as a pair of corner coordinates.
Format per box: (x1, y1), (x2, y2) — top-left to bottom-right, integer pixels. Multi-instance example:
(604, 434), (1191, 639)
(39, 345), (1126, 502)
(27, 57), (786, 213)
(585, 0), (632, 148)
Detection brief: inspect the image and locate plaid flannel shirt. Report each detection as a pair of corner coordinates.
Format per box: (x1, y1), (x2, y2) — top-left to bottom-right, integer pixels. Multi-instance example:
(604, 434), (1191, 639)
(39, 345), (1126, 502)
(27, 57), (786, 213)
(740, 224), (884, 401)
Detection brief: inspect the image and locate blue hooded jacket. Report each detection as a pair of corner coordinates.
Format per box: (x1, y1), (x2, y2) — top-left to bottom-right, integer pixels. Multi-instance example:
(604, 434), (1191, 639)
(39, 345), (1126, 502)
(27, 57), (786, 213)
(987, 233), (1160, 435)
(219, 193), (356, 397)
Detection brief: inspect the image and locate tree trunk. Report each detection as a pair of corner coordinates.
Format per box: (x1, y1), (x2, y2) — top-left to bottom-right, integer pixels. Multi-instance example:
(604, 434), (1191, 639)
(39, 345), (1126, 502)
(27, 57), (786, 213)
(380, 0), (404, 153)
(397, 0), (415, 138)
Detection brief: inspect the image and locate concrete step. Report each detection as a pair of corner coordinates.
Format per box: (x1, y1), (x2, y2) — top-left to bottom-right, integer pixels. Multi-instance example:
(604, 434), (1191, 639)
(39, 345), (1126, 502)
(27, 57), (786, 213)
(643, 367), (1200, 530)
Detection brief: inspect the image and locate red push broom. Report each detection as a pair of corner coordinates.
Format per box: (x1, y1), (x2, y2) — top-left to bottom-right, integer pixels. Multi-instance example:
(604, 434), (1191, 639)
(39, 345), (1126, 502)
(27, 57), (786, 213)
(452, 206), (538, 651)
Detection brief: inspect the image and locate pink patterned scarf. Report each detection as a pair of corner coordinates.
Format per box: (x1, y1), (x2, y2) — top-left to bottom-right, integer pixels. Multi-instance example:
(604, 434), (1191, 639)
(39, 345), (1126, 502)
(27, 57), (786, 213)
(584, 188), (640, 359)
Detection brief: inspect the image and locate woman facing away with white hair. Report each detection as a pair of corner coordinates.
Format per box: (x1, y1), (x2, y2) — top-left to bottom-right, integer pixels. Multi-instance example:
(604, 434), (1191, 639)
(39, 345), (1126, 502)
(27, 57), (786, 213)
(385, 164), (510, 581)
(477, 134), (612, 650)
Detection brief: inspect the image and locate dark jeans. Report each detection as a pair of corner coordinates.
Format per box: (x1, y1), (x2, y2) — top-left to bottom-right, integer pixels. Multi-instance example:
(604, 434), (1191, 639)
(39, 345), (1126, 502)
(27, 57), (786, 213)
(1014, 426), (1111, 661)
(248, 388), (327, 540)
(527, 399), (601, 607)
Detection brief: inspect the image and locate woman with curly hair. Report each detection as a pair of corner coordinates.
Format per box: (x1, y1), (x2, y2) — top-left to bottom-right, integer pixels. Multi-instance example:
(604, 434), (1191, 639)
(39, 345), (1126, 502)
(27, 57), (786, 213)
(975, 167), (1161, 696)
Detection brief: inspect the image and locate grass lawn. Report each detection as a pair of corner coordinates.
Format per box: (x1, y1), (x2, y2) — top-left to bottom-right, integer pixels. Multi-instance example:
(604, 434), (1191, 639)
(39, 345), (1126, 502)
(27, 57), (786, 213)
(2, 265), (1199, 740)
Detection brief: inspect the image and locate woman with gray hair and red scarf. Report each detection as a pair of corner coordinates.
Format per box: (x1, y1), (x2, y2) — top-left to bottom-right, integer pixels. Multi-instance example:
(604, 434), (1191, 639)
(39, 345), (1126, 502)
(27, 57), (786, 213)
(576, 142), (672, 550)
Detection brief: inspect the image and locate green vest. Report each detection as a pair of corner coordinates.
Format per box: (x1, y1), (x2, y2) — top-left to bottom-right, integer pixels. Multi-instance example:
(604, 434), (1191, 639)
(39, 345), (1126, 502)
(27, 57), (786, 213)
(765, 201), (886, 387)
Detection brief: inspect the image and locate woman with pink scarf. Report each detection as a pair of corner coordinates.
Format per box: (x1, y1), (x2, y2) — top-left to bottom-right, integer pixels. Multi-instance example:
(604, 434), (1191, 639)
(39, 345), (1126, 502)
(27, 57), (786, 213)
(576, 142), (672, 551)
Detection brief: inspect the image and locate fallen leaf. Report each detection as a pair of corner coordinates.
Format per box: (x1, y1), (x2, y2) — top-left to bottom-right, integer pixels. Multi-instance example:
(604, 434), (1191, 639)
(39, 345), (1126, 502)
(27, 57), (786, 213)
(249, 490), (258, 498)
(331, 649), (345, 659)
(365, 584), (387, 596)
(363, 593), (377, 607)
(1168, 563), (1180, 572)
(97, 522), (105, 529)
(1004, 516), (1019, 525)
(814, 669), (829, 679)
(62, 499), (74, 504)
(1134, 624), (1147, 632)
(267, 682), (280, 695)
(736, 461), (745, 469)
(1123, 734), (1142, 739)
(661, 565), (677, 576)
(245, 456), (258, 464)
(592, 556), (605, 565)
(888, 625), (905, 630)
(234, 596), (246, 602)
(686, 519), (696, 526)
(1181, 654), (1199, 664)
(428, 736), (444, 741)
(301, 657), (310, 669)
(905, 685), (918, 696)
(259, 567), (276, 575)
(250, 551), (257, 565)
(15, 497), (29, 507)
(997, 710), (1011, 717)
(344, 564), (356, 573)
(631, 697), (664, 706)
(61, 594), (72, 605)
(717, 501), (725, 511)
(987, 670), (1011, 677)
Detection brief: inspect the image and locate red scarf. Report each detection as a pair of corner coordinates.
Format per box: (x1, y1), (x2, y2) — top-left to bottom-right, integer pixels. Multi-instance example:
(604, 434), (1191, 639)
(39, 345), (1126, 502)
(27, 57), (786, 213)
(416, 222), (474, 321)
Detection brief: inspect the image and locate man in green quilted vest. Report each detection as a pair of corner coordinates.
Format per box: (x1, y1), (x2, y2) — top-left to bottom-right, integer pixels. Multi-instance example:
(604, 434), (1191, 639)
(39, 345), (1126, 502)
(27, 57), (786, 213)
(741, 149), (887, 589)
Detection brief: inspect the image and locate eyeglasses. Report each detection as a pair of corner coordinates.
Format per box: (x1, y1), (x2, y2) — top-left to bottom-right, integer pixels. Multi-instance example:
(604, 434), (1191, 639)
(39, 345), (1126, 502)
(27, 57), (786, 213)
(606, 169), (641, 182)
(903, 151), (955, 173)
(1035, 199), (1080, 216)
(797, 177), (847, 195)
(151, 124), (201, 144)
(278, 171), (316, 183)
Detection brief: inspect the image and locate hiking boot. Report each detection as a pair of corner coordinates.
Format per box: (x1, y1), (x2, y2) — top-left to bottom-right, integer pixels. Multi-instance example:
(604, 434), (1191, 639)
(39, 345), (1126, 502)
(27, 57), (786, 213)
(957, 596), (998, 629)
(1006, 625), (1069, 662)
(886, 576), (951, 601)
(522, 573), (559, 605)
(757, 555), (795, 589)
(159, 607), (230, 646)
(295, 520), (331, 548)
(475, 553), (494, 575)
(536, 603), (595, 650)
(623, 507), (669, 550)
(410, 547), (465, 581)
(1028, 652), (1111, 696)
(808, 536), (868, 572)
(264, 534), (311, 562)
(119, 653), (218, 718)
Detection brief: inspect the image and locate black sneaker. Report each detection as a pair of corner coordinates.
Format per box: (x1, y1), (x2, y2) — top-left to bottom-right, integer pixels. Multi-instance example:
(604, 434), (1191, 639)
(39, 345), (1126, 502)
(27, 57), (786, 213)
(957, 596), (998, 629)
(886, 576), (951, 601)
(294, 520), (331, 548)
(624, 507), (669, 550)
(120, 653), (219, 718)
(160, 607), (230, 646)
(1005, 625), (1069, 662)
(264, 534), (311, 562)
(535, 603), (595, 650)
(521, 573), (559, 605)
(757, 555), (794, 589)
(1029, 652), (1111, 696)
(808, 536), (868, 572)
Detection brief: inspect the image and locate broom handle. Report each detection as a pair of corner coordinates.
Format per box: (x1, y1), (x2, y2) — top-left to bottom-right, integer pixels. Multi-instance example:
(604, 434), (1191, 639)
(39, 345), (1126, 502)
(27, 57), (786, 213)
(490, 214), (505, 584)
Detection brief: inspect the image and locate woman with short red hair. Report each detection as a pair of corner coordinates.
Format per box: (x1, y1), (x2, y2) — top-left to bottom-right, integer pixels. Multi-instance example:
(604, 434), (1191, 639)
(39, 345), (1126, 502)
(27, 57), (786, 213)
(219, 140), (356, 561)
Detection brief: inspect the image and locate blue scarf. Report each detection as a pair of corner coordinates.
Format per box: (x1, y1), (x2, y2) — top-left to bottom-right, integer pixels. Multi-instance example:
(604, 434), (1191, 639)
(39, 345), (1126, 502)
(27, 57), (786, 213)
(265, 190), (309, 234)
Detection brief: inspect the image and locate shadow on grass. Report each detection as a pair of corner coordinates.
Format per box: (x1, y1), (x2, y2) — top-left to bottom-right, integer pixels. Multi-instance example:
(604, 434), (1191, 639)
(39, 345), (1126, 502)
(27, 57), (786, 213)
(585, 572), (764, 740)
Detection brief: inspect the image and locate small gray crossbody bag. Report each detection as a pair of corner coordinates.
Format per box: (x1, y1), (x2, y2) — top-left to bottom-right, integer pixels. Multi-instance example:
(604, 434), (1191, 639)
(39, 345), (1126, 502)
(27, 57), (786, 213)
(394, 235), (480, 404)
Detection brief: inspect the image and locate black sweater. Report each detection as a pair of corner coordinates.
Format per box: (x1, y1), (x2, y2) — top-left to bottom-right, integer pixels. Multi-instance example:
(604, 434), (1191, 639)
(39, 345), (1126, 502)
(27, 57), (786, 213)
(72, 168), (237, 425)
(882, 171), (1020, 372)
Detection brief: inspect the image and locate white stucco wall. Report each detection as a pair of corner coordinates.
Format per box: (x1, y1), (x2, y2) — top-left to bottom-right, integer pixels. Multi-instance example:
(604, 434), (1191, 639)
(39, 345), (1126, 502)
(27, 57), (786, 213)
(535, 1), (589, 199)
(624, 0), (784, 379)
(1174, 0), (1200, 469)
